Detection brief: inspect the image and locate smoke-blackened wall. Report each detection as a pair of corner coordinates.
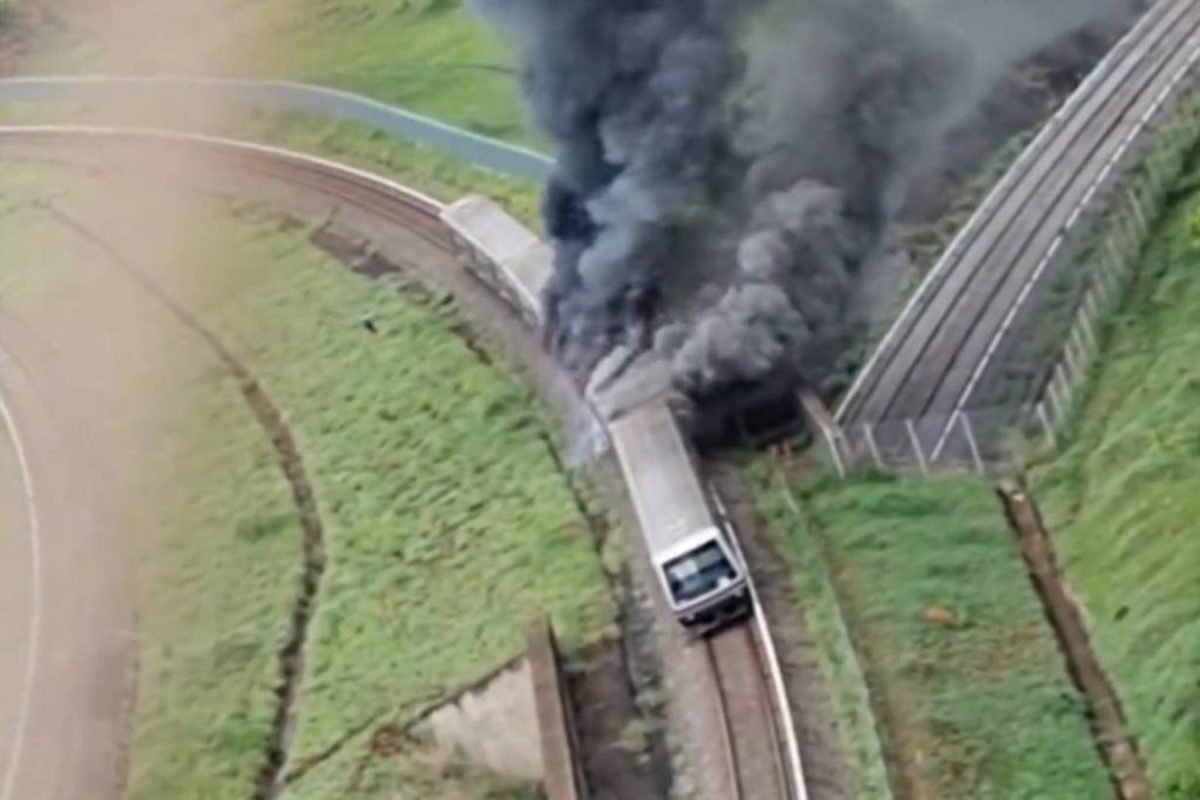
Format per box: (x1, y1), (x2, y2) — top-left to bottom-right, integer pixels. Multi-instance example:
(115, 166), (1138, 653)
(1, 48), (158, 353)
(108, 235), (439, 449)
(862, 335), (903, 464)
(479, 0), (1142, 413)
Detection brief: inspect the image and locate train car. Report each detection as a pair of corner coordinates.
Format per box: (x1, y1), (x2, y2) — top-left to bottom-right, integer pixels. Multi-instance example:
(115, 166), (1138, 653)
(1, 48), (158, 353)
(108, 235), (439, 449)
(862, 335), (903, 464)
(441, 193), (749, 635)
(608, 398), (751, 635)
(439, 194), (552, 328)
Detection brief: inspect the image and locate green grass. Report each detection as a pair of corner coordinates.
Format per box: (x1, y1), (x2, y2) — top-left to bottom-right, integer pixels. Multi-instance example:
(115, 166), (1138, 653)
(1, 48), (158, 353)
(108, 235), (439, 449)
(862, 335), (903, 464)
(1030, 160), (1200, 799)
(181, 214), (614, 772)
(0, 170), (612, 798)
(5, 0), (545, 225)
(750, 462), (1111, 800)
(0, 198), (305, 800)
(3, 0), (551, 254)
(13, 0), (534, 145)
(251, 0), (532, 144)
(0, 99), (544, 229)
(746, 455), (892, 800)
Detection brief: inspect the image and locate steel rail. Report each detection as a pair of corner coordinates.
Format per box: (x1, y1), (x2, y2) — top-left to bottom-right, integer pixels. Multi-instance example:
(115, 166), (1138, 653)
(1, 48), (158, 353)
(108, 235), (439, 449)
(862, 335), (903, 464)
(836, 0), (1195, 435)
(930, 37), (1200, 459)
(832, 0), (1170, 424)
(870, 0), (1197, 425)
(704, 640), (747, 800)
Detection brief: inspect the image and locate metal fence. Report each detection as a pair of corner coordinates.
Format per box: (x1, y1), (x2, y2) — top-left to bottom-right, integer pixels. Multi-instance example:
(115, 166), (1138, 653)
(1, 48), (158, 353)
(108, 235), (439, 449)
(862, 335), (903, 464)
(816, 46), (1200, 478)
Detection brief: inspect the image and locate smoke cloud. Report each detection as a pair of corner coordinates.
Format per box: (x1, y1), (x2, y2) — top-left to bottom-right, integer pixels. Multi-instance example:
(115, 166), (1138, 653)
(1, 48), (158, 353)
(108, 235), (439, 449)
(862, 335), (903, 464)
(478, 0), (1141, 408)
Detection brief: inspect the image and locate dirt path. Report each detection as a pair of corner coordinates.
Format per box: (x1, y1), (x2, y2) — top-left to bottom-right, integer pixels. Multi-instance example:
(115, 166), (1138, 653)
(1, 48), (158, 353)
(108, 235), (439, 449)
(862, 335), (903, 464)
(0, 321), (132, 800)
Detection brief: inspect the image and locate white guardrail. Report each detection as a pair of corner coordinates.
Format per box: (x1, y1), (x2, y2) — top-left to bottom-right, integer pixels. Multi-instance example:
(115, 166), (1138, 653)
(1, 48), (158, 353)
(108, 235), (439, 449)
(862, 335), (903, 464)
(819, 31), (1200, 477)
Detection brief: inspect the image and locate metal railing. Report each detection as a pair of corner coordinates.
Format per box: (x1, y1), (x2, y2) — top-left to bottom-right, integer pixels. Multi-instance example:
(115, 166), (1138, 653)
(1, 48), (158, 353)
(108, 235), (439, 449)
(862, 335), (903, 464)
(817, 33), (1200, 477)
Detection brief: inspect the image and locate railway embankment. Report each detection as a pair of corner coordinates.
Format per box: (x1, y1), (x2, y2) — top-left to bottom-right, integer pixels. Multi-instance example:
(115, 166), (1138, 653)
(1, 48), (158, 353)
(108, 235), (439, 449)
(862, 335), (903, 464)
(1026, 161), (1200, 799)
(751, 464), (1113, 799)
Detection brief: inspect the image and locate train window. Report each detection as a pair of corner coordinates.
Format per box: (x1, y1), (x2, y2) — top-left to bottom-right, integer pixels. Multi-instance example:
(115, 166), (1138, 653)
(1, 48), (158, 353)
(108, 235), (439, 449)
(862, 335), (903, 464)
(663, 542), (737, 605)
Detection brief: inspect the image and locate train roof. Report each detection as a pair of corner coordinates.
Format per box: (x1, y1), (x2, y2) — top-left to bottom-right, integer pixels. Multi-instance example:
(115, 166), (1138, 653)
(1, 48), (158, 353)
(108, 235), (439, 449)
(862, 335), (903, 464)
(608, 400), (716, 556)
(440, 195), (539, 262)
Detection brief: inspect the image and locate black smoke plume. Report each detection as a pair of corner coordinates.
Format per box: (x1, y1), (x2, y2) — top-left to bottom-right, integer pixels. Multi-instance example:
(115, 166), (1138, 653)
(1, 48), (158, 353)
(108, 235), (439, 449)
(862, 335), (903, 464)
(479, 0), (1141, 410)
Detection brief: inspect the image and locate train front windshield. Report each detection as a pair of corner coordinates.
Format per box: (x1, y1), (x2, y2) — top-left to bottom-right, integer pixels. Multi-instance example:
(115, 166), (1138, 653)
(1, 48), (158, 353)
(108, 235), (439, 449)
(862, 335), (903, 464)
(664, 542), (738, 605)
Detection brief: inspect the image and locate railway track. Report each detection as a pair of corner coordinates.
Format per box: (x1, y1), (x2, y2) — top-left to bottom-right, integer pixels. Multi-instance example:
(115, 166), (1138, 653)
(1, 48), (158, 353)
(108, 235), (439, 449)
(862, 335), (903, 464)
(835, 0), (1200, 463)
(0, 124), (804, 800)
(706, 625), (796, 800)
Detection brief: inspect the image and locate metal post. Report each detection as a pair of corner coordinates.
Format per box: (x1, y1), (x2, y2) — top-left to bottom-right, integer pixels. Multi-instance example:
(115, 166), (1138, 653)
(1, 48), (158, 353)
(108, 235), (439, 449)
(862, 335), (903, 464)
(1055, 364), (1073, 411)
(1099, 241), (1121, 309)
(958, 412), (986, 475)
(1104, 236), (1124, 283)
(1070, 324), (1088, 373)
(819, 423), (847, 480)
(862, 423), (884, 470)
(1047, 373), (1064, 422)
(904, 419), (929, 475)
(1064, 334), (1080, 383)
(1037, 402), (1057, 449)
(1125, 186), (1147, 242)
(1080, 292), (1099, 352)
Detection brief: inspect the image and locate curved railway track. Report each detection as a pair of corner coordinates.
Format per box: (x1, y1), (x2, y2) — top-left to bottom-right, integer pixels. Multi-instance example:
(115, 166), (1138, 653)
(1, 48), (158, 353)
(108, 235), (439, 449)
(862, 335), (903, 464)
(0, 124), (803, 800)
(836, 0), (1200, 461)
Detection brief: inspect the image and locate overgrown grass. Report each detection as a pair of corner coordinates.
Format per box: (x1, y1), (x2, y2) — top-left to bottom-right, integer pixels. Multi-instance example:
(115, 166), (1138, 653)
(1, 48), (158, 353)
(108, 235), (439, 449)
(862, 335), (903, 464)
(181, 214), (614, 774)
(742, 454), (891, 800)
(750, 462), (1111, 800)
(0, 170), (612, 798)
(5, 0), (544, 224)
(14, 0), (533, 145)
(0, 99), (544, 229)
(0, 198), (304, 800)
(251, 0), (531, 144)
(1030, 159), (1200, 799)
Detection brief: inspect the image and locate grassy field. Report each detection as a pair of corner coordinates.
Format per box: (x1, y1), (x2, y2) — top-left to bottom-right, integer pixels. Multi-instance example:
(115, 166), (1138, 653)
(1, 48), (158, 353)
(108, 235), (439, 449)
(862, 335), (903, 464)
(13, 0), (531, 145)
(184, 213), (614, 769)
(3, 0), (545, 225)
(0, 98), (543, 228)
(0, 189), (305, 800)
(0, 168), (612, 798)
(2, 0), (546, 225)
(750, 460), (1111, 799)
(1029, 161), (1200, 799)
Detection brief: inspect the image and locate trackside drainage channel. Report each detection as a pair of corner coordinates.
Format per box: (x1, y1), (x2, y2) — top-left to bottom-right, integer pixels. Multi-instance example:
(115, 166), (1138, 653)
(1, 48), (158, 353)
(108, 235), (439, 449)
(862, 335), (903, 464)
(995, 478), (1150, 800)
(38, 202), (327, 800)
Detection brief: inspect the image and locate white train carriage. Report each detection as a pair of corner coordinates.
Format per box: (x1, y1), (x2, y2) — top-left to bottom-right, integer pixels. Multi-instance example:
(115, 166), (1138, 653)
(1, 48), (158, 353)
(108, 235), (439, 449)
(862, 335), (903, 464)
(608, 399), (750, 634)
(439, 194), (552, 328)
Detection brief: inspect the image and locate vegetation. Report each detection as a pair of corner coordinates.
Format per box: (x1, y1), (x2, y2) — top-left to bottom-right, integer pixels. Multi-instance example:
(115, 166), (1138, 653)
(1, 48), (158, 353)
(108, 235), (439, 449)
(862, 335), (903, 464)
(0, 99), (543, 228)
(0, 0), (546, 225)
(187, 213), (613, 770)
(0, 170), (612, 798)
(1030, 157), (1200, 799)
(10, 0), (533, 143)
(750, 461), (1111, 800)
(0, 196), (304, 800)
(251, 0), (532, 145)
(234, 111), (542, 227)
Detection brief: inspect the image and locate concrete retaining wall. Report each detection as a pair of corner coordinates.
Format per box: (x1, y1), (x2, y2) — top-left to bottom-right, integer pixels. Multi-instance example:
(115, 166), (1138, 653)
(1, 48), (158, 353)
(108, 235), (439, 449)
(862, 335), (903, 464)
(527, 618), (587, 800)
